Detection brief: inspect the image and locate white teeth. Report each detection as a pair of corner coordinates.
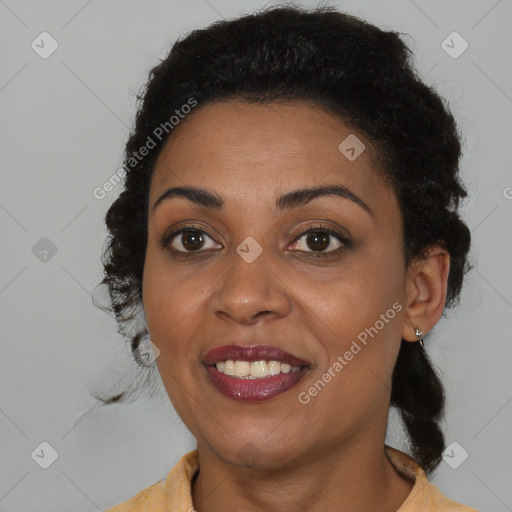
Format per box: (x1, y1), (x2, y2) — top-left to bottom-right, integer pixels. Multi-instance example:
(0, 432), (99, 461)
(268, 360), (280, 375)
(280, 363), (291, 373)
(224, 360), (235, 375)
(234, 360), (250, 377)
(215, 359), (302, 378)
(250, 360), (269, 377)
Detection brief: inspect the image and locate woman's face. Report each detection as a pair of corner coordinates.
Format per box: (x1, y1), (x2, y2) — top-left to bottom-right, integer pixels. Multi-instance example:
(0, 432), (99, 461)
(143, 100), (410, 468)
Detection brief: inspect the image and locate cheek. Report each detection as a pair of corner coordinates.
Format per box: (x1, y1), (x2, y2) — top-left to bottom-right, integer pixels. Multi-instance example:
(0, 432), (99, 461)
(299, 243), (406, 392)
(303, 248), (405, 341)
(141, 250), (205, 366)
(142, 254), (207, 423)
(295, 276), (404, 434)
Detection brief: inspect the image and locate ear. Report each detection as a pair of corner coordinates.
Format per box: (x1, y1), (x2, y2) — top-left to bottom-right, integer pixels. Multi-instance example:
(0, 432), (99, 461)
(401, 245), (451, 342)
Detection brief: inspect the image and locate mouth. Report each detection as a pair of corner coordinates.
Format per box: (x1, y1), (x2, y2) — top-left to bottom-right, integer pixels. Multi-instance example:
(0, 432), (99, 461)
(202, 344), (311, 402)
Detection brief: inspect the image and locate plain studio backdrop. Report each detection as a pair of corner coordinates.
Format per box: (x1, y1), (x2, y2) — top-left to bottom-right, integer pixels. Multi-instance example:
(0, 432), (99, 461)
(1, 0), (511, 510)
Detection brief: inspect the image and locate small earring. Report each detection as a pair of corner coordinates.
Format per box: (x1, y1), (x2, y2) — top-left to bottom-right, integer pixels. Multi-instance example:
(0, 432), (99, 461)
(414, 327), (425, 351)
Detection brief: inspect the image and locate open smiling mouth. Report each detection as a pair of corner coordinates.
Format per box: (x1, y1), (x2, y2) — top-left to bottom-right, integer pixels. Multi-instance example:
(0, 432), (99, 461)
(202, 344), (311, 402)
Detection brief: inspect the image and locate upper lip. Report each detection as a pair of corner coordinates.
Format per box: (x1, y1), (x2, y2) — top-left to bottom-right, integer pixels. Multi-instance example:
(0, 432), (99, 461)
(202, 344), (311, 367)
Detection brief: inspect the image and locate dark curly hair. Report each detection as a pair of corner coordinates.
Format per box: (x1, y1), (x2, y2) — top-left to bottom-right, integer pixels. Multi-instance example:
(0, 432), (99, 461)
(94, 4), (472, 475)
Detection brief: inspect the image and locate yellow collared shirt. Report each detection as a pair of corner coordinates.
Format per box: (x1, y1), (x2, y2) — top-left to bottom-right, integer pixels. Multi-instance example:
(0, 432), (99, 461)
(106, 445), (479, 511)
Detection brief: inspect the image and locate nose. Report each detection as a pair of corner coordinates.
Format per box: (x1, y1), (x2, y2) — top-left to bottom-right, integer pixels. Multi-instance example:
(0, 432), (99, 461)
(209, 246), (292, 325)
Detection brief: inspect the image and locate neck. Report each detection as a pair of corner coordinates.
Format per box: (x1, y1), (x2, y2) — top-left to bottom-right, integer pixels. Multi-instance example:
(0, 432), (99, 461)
(191, 435), (414, 512)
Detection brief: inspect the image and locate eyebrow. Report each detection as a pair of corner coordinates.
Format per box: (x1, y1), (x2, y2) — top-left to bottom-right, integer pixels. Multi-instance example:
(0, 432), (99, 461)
(152, 184), (373, 216)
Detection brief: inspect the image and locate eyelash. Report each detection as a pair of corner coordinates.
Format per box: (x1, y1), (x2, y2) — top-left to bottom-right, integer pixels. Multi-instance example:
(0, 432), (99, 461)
(161, 223), (352, 260)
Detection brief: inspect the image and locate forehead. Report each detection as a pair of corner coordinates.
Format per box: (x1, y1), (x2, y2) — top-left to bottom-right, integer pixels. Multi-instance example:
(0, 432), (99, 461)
(150, 100), (396, 218)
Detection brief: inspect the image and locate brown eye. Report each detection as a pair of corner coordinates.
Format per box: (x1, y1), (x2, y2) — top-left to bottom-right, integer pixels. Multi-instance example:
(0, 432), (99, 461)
(161, 223), (351, 259)
(180, 230), (205, 251)
(163, 226), (221, 253)
(289, 227), (348, 254)
(304, 232), (330, 252)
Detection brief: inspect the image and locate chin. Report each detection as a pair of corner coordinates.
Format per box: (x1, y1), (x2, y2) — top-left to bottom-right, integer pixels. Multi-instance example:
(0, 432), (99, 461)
(207, 434), (304, 470)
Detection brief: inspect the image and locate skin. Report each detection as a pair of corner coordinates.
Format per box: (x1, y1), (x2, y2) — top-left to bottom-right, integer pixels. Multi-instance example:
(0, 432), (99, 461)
(142, 100), (450, 512)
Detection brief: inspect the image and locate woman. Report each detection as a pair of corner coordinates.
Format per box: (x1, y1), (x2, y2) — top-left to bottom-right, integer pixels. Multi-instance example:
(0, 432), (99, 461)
(100, 5), (478, 511)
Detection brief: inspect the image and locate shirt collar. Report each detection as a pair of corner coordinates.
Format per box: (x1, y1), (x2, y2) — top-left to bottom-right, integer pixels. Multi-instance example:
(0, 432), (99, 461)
(164, 444), (429, 511)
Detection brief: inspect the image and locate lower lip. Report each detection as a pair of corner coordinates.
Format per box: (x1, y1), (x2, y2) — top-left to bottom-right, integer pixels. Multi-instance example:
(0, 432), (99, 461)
(205, 365), (308, 402)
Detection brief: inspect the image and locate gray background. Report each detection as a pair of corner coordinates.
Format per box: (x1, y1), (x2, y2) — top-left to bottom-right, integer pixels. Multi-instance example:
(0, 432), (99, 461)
(1, 0), (511, 510)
